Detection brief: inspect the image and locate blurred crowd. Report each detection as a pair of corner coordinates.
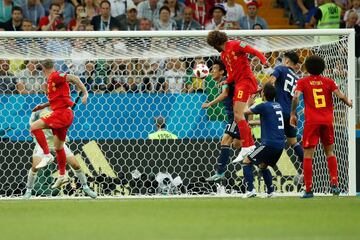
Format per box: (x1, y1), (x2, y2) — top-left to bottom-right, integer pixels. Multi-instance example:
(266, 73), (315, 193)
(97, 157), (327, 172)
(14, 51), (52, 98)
(0, 0), (358, 95)
(0, 0), (269, 31)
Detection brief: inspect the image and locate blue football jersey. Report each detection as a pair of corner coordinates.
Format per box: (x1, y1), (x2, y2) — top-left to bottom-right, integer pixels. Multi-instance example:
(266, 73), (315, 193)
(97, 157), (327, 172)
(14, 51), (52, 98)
(221, 79), (235, 122)
(272, 66), (299, 117)
(250, 101), (285, 149)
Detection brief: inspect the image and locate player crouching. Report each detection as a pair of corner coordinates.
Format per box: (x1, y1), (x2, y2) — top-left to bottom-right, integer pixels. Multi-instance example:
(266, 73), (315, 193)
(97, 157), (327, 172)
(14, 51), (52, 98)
(241, 83), (285, 198)
(24, 107), (97, 199)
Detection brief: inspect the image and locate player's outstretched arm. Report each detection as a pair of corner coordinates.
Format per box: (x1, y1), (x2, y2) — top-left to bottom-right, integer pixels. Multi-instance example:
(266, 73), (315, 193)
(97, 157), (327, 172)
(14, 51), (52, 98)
(202, 87), (229, 109)
(333, 89), (353, 108)
(66, 74), (89, 105)
(239, 42), (268, 65)
(290, 90), (301, 127)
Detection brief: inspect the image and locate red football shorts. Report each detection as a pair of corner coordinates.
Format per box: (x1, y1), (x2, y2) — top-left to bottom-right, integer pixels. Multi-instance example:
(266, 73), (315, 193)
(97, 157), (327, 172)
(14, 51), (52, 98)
(233, 77), (258, 102)
(302, 123), (334, 148)
(41, 108), (74, 141)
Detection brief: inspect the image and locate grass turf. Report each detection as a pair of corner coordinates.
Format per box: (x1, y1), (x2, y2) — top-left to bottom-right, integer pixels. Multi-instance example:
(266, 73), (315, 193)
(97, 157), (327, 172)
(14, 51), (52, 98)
(0, 197), (359, 240)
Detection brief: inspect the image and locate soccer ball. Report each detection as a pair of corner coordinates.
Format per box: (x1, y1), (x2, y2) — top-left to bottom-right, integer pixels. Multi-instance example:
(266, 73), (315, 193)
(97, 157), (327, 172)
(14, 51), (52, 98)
(193, 63), (209, 79)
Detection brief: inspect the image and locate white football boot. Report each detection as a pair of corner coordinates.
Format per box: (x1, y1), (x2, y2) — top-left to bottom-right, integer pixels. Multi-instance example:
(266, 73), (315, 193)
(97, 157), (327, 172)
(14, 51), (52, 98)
(232, 145), (256, 163)
(51, 175), (70, 189)
(242, 189), (257, 198)
(35, 153), (54, 169)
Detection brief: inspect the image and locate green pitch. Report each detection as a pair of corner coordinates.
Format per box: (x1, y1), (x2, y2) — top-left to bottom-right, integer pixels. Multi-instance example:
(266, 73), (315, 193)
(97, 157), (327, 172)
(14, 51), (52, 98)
(0, 197), (359, 240)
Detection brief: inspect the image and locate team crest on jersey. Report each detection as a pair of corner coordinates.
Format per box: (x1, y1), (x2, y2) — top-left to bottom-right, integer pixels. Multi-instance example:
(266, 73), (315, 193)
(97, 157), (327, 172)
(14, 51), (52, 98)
(59, 73), (65, 77)
(240, 42), (247, 48)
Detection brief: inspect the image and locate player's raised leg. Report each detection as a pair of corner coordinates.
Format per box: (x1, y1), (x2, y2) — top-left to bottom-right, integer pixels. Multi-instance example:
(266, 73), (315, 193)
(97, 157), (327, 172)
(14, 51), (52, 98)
(232, 98), (256, 163)
(51, 130), (68, 188)
(30, 119), (54, 167)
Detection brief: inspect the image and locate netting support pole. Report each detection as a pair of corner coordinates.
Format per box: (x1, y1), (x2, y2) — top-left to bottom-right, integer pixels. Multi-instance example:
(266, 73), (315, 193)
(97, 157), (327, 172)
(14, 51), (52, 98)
(348, 29), (357, 196)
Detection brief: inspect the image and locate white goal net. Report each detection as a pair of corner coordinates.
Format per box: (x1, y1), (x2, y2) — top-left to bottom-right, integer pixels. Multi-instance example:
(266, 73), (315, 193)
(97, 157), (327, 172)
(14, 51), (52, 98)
(0, 30), (356, 198)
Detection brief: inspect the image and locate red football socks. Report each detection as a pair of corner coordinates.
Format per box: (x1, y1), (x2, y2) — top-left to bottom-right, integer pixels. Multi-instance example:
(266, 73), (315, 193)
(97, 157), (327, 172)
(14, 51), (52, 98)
(56, 148), (66, 175)
(303, 158), (313, 192)
(31, 129), (50, 154)
(327, 156), (338, 186)
(237, 120), (254, 147)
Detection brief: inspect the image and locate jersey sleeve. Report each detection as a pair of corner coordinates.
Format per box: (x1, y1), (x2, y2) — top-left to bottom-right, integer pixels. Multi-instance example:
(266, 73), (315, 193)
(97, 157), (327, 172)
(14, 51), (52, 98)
(328, 78), (339, 92)
(271, 66), (282, 79)
(295, 79), (304, 92)
(250, 102), (264, 115)
(221, 83), (229, 91)
(52, 72), (67, 84)
(233, 41), (267, 64)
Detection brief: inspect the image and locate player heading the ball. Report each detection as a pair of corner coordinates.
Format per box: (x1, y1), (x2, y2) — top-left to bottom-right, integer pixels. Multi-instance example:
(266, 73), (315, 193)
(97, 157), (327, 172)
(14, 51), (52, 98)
(290, 55), (352, 198)
(29, 59), (89, 188)
(207, 30), (269, 163)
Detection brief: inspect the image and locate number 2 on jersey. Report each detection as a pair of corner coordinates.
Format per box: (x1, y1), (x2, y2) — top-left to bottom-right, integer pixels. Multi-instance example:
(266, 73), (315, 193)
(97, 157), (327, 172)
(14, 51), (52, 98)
(284, 73), (298, 96)
(312, 88), (326, 108)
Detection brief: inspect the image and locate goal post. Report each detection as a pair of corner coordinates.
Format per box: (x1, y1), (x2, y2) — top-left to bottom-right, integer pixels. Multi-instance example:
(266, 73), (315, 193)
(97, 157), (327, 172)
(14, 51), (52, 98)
(0, 29), (356, 198)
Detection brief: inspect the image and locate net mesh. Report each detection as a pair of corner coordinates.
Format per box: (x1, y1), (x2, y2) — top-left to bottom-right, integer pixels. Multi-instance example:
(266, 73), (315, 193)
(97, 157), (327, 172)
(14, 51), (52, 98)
(0, 32), (350, 198)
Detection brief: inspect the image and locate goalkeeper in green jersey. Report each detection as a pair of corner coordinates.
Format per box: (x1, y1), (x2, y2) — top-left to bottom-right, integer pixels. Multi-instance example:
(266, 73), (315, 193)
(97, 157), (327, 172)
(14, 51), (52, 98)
(23, 107), (97, 199)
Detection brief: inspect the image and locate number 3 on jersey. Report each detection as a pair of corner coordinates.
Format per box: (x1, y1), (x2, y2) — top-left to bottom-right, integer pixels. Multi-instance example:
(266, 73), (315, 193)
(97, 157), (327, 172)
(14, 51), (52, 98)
(276, 110), (284, 129)
(312, 88), (326, 108)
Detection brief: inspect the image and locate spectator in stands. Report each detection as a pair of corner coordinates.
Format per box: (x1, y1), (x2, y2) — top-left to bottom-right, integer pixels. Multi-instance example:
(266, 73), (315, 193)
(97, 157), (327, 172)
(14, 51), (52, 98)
(164, 0), (184, 21)
(16, 60), (46, 94)
(84, 0), (100, 20)
(19, 0), (45, 28)
(164, 58), (186, 93)
(69, 39), (93, 75)
(124, 76), (140, 93)
(239, 1), (268, 29)
(224, 0), (245, 25)
(148, 116), (178, 140)
(340, 10), (360, 57)
(21, 18), (34, 31)
(0, 0), (13, 23)
(68, 4), (88, 30)
(310, 0), (342, 29)
(137, 0), (162, 23)
(0, 59), (16, 94)
(154, 5), (178, 30)
(294, 0), (316, 28)
(140, 76), (152, 93)
(56, 0), (75, 26)
(185, 0), (213, 29)
(287, 0), (305, 26)
(132, 0), (143, 5)
(118, 1), (140, 30)
(91, 0), (120, 31)
(205, 3), (229, 30)
(344, 0), (360, 24)
(0, 6), (23, 31)
(176, 7), (201, 30)
(140, 17), (152, 30)
(80, 60), (101, 93)
(109, 0), (134, 18)
(39, 3), (63, 31)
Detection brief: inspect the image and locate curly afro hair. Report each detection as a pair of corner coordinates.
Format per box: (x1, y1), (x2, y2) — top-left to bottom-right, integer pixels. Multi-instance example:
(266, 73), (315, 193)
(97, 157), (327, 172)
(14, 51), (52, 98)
(207, 30), (228, 52)
(305, 55), (325, 75)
